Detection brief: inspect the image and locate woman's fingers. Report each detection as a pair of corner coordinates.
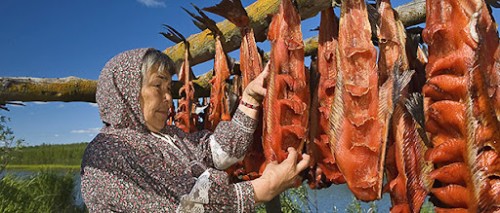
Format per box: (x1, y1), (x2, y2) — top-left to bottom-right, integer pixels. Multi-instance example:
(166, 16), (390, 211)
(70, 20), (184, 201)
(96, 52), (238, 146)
(284, 147), (298, 164)
(295, 154), (310, 173)
(268, 160), (279, 165)
(250, 63), (269, 95)
(258, 62), (270, 80)
(254, 87), (267, 97)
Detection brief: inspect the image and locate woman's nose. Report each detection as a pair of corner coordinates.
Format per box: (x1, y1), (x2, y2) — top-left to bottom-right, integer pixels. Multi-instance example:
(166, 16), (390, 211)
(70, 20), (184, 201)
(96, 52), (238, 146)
(164, 93), (172, 102)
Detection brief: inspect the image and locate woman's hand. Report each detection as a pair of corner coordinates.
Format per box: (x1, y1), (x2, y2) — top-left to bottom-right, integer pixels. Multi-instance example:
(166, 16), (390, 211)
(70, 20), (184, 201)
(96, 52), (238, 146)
(250, 147), (310, 203)
(241, 62), (270, 106)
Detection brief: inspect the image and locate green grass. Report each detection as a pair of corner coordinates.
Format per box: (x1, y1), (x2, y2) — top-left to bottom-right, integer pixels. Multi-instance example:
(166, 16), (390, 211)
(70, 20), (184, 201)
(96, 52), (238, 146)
(6, 164), (80, 171)
(0, 170), (86, 213)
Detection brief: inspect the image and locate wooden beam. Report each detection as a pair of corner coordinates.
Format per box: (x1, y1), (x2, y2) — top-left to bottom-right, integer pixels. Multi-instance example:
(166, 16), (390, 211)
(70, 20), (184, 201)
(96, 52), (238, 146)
(0, 77), (211, 103)
(396, 0), (426, 27)
(0, 77), (97, 103)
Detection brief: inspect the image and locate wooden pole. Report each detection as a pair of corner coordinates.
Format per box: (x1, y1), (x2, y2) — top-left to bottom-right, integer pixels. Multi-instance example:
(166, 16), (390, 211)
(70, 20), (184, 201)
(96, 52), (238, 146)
(0, 76), (211, 103)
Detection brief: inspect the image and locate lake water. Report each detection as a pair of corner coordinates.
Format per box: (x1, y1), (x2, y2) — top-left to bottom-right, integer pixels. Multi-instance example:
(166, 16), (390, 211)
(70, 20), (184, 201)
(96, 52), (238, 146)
(1, 171), (392, 212)
(305, 184), (391, 212)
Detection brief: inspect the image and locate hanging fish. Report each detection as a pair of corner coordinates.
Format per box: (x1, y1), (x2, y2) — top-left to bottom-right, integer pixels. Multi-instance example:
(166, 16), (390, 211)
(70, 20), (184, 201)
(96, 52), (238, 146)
(183, 4), (232, 131)
(161, 25), (196, 133)
(375, 0), (433, 212)
(263, 0), (309, 170)
(422, 0), (500, 211)
(307, 6), (345, 189)
(204, 0), (266, 181)
(330, 0), (383, 201)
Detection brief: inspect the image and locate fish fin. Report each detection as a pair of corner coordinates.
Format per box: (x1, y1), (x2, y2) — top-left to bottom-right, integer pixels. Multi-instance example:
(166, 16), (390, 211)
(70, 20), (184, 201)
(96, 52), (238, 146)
(486, 0), (500, 8)
(378, 59), (414, 124)
(366, 3), (379, 39)
(404, 92), (432, 147)
(392, 58), (415, 103)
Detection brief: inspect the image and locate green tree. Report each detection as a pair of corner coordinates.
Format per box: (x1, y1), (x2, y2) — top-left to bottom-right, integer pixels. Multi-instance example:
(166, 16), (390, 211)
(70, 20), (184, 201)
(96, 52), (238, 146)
(0, 114), (24, 175)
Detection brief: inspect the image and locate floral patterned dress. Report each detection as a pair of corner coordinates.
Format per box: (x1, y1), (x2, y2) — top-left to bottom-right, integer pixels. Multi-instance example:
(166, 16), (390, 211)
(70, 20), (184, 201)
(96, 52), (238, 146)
(81, 48), (257, 212)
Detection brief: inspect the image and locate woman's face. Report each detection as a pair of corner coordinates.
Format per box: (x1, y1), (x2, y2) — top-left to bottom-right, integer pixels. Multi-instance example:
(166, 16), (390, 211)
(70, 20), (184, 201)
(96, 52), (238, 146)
(140, 66), (172, 133)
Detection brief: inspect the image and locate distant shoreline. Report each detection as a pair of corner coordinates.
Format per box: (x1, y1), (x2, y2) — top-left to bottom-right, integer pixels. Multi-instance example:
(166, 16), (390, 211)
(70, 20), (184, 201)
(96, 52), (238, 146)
(6, 164), (80, 171)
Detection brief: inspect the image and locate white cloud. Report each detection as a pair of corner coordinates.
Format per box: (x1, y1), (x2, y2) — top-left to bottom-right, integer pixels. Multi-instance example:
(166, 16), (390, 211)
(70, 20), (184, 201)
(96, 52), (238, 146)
(89, 103), (98, 107)
(137, 0), (166, 8)
(54, 134), (59, 137)
(71, 128), (100, 134)
(32, 101), (48, 105)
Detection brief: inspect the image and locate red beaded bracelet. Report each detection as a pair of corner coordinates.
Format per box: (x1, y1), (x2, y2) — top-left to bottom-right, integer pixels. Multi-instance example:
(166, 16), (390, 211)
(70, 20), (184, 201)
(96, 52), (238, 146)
(240, 99), (260, 110)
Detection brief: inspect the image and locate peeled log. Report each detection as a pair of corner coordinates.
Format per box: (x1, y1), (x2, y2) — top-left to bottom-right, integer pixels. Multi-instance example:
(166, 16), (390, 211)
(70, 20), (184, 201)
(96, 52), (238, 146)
(0, 77), (96, 103)
(0, 77), (211, 103)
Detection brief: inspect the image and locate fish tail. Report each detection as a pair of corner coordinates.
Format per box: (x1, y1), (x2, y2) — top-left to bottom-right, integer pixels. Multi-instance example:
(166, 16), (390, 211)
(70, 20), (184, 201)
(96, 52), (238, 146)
(203, 0), (249, 28)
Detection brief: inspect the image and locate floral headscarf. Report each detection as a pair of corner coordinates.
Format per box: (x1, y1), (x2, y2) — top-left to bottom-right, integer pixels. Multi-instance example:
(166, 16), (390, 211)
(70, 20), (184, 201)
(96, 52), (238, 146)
(97, 48), (151, 133)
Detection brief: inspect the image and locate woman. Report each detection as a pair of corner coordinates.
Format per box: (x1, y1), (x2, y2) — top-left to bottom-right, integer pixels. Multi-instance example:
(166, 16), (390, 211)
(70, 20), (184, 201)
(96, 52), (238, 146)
(80, 48), (310, 212)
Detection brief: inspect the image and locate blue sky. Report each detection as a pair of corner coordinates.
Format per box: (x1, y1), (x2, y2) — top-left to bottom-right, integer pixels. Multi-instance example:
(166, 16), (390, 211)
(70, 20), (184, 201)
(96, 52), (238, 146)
(0, 0), (498, 146)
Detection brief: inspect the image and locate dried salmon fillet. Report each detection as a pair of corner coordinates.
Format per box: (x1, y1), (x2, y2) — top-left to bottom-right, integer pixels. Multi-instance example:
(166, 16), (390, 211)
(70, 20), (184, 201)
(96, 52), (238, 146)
(330, 0), (382, 201)
(263, 0), (309, 166)
(307, 7), (344, 189)
(175, 40), (197, 133)
(161, 26), (196, 133)
(182, 5), (231, 131)
(376, 0), (432, 211)
(183, 5), (233, 131)
(422, 0), (500, 211)
(204, 0), (266, 180)
(205, 33), (232, 131)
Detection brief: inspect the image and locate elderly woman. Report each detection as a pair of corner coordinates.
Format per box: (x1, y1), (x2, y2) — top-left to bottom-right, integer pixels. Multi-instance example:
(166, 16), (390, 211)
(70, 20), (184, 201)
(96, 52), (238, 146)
(80, 48), (310, 212)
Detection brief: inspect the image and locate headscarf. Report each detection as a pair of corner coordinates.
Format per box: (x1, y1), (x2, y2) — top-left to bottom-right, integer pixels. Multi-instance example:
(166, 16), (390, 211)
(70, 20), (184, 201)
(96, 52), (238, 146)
(97, 48), (150, 133)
